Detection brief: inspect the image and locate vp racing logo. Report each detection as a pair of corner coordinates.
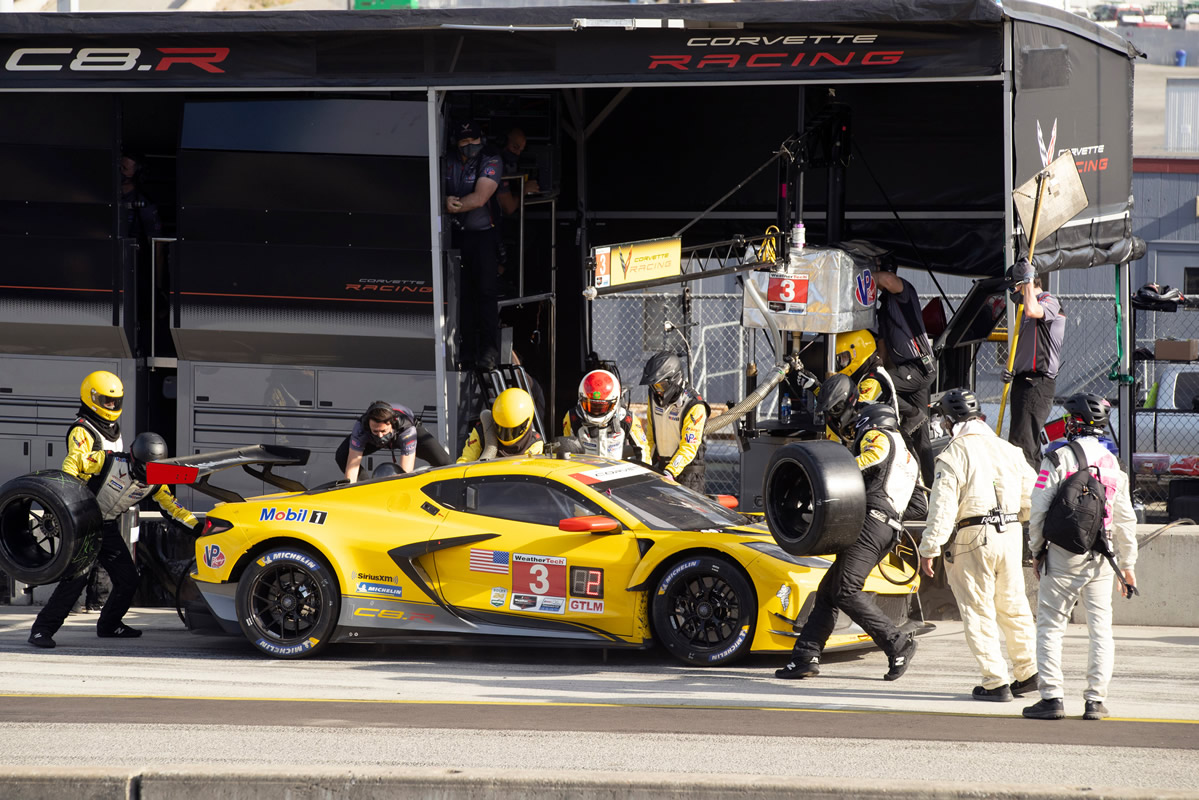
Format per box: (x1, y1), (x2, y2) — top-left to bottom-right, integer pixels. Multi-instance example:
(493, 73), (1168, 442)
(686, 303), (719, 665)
(5, 47), (229, 74)
(203, 544), (225, 569)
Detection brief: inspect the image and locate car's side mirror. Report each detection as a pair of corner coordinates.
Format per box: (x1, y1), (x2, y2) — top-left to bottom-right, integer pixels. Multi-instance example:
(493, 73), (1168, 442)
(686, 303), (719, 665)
(712, 494), (738, 509)
(559, 515), (621, 534)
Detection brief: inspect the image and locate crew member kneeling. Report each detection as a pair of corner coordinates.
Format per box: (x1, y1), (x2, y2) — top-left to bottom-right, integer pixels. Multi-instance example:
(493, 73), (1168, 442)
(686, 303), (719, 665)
(336, 401), (452, 483)
(28, 433), (198, 649)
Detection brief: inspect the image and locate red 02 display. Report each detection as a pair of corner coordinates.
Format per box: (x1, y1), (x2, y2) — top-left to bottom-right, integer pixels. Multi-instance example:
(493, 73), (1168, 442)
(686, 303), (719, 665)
(570, 566), (604, 599)
(512, 554), (566, 597)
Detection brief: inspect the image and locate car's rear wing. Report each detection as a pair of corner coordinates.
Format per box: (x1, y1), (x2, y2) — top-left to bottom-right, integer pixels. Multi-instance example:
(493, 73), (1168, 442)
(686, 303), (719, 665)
(144, 445), (310, 504)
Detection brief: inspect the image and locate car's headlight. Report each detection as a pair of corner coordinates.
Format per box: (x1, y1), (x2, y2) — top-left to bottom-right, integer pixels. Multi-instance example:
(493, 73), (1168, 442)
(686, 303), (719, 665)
(742, 541), (833, 569)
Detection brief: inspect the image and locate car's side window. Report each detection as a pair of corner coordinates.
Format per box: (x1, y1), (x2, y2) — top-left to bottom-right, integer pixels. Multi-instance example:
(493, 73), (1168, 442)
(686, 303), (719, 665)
(422, 478), (465, 510)
(463, 477), (604, 527)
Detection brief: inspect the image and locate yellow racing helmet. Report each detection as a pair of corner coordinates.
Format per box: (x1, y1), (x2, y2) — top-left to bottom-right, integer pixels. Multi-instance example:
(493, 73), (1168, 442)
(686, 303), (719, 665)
(492, 388), (534, 446)
(833, 330), (877, 378)
(80, 370), (124, 422)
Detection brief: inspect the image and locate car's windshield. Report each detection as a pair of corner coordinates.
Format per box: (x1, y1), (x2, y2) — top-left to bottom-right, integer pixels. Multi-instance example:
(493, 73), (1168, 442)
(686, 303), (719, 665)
(591, 475), (748, 531)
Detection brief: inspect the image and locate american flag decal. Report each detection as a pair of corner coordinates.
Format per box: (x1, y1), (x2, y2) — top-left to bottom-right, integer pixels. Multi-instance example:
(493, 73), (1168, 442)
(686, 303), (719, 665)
(469, 548), (510, 574)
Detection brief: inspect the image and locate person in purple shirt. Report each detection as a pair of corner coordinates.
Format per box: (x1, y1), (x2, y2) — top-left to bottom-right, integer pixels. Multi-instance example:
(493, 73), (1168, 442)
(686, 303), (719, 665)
(445, 120), (504, 371)
(1004, 259), (1066, 468)
(335, 401), (451, 483)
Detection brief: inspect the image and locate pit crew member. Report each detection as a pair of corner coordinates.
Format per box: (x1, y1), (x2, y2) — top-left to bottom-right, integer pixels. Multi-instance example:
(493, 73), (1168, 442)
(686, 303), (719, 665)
(1023, 394), (1138, 721)
(776, 390), (919, 682)
(562, 369), (648, 463)
(28, 433), (198, 649)
(918, 388), (1039, 702)
(336, 401), (452, 483)
(640, 351), (709, 492)
(458, 388), (545, 462)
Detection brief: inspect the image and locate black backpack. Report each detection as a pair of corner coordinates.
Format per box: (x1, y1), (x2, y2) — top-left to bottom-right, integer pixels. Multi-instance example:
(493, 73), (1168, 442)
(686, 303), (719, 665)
(1043, 441), (1106, 555)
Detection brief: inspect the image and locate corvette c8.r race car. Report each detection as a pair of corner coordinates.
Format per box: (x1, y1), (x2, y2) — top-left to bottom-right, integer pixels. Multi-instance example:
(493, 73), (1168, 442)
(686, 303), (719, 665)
(185, 451), (920, 665)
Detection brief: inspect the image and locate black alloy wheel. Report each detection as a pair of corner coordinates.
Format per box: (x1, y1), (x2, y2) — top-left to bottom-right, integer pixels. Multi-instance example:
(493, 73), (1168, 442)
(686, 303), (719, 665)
(0, 471), (102, 585)
(651, 555), (756, 666)
(236, 546), (339, 659)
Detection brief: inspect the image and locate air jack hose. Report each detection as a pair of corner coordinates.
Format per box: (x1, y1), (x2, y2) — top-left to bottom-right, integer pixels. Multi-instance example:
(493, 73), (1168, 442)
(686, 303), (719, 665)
(1109, 264), (1135, 386)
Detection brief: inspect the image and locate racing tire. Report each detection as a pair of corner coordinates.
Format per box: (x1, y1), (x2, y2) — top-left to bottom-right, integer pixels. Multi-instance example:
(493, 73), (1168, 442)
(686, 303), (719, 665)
(236, 545), (340, 659)
(0, 471), (102, 585)
(651, 555), (756, 666)
(763, 440), (866, 557)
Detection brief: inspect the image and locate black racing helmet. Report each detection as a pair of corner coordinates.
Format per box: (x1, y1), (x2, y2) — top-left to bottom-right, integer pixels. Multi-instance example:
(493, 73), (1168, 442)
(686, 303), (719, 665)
(818, 373), (858, 440)
(854, 402), (900, 436)
(1064, 392), (1111, 439)
(130, 432), (168, 482)
(934, 388), (982, 425)
(640, 351), (685, 405)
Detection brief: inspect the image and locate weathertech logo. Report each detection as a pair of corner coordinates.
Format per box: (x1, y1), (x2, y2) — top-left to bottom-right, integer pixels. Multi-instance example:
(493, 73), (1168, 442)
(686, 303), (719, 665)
(5, 47), (229, 73)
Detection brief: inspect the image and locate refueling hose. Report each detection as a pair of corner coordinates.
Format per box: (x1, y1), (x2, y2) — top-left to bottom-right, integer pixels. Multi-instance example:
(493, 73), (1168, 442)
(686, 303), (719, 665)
(707, 278), (797, 434)
(479, 409), (498, 461)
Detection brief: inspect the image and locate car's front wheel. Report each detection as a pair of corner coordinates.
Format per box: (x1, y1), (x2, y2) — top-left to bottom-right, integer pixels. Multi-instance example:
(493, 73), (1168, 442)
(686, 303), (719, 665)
(651, 555), (756, 666)
(236, 546), (339, 658)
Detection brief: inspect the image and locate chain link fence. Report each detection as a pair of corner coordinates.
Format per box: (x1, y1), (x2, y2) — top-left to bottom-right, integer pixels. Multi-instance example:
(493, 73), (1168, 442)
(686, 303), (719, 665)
(591, 291), (1149, 499)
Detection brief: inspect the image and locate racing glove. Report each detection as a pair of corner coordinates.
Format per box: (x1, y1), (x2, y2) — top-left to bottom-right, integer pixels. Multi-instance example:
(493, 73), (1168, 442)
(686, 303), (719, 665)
(1009, 258), (1035, 287)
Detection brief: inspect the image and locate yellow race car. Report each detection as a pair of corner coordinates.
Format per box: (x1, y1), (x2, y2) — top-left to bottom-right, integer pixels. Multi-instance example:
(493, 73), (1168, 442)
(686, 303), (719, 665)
(185, 451), (919, 665)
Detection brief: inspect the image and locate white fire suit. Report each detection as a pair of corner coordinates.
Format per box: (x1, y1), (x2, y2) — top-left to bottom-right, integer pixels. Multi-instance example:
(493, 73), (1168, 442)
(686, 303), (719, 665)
(1028, 436), (1138, 704)
(919, 419), (1038, 690)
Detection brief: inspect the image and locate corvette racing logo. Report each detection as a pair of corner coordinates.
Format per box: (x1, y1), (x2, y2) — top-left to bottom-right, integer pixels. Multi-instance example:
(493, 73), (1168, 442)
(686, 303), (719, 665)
(648, 34), (903, 71)
(1038, 117), (1109, 174)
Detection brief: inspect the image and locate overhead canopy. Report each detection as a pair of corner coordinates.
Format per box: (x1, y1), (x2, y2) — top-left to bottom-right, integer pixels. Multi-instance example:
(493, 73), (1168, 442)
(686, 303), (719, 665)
(0, 0), (1138, 278)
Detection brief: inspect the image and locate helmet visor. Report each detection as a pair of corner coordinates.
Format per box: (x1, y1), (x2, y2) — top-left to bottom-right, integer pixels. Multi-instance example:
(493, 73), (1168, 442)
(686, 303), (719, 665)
(835, 350), (852, 371)
(497, 418), (531, 446)
(91, 390), (122, 412)
(581, 397), (616, 417)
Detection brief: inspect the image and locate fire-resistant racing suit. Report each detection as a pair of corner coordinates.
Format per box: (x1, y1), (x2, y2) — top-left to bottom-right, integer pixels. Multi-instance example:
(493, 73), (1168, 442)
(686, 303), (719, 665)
(30, 449), (198, 640)
(1028, 436), (1138, 705)
(562, 406), (649, 464)
(919, 418), (1038, 691)
(645, 387), (709, 492)
(790, 425), (918, 665)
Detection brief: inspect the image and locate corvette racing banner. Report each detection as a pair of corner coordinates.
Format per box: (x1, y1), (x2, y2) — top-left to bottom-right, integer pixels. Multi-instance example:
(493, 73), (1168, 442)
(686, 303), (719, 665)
(592, 237), (682, 291)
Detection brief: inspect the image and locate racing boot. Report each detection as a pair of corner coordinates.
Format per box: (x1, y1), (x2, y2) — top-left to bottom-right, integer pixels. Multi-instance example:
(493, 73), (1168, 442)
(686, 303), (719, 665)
(775, 655), (820, 679)
(884, 634), (917, 681)
(1083, 700), (1109, 721)
(1022, 697), (1065, 720)
(28, 631), (55, 649)
(97, 624), (141, 638)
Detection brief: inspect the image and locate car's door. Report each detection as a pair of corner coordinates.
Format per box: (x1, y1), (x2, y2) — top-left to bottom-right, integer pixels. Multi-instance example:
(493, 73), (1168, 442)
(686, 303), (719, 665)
(430, 474), (642, 636)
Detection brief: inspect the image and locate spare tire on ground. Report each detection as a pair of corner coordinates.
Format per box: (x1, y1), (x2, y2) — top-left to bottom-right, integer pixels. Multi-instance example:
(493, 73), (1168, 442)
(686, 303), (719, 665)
(763, 440), (866, 556)
(0, 471), (102, 586)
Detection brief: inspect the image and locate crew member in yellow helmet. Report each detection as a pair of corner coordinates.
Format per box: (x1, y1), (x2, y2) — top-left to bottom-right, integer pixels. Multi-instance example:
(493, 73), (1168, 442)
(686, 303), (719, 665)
(457, 388), (545, 462)
(833, 330), (900, 419)
(72, 371), (125, 455)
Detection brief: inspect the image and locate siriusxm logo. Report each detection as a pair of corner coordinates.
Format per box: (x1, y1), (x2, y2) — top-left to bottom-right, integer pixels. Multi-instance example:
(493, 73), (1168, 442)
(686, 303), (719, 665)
(260, 507), (328, 525)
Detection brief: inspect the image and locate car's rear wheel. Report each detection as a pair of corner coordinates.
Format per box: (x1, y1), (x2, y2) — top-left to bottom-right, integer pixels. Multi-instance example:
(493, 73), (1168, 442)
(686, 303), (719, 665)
(651, 555), (756, 666)
(236, 546), (339, 658)
(0, 471), (102, 585)
(763, 440), (866, 556)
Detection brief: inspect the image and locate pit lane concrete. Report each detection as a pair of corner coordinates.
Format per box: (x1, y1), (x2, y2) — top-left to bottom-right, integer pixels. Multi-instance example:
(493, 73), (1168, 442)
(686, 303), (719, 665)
(0, 608), (1197, 798)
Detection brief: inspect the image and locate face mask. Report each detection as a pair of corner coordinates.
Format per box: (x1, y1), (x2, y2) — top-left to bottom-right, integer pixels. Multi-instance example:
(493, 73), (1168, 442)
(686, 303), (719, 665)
(459, 143), (483, 160)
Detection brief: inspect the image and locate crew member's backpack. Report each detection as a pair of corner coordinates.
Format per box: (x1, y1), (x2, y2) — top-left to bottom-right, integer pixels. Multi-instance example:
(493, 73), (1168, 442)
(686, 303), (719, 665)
(1043, 441), (1106, 555)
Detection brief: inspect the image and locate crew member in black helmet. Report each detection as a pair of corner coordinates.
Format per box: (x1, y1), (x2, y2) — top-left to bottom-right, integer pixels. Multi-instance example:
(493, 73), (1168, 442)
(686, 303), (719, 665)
(775, 388), (919, 682)
(640, 351), (710, 492)
(336, 401), (452, 483)
(28, 433), (198, 649)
